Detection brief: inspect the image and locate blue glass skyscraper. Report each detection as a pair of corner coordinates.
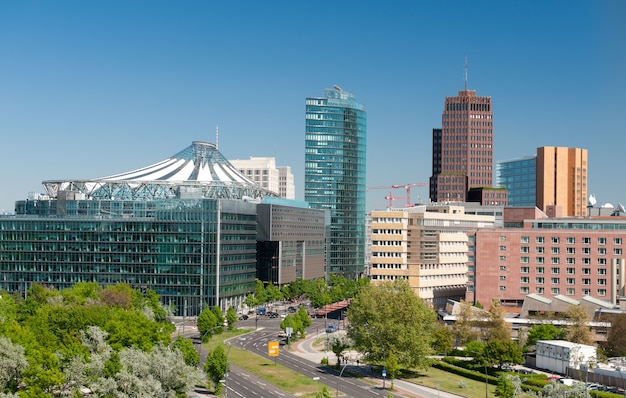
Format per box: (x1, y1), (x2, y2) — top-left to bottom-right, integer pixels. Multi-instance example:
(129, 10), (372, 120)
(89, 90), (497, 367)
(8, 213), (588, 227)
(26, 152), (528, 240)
(305, 87), (366, 278)
(496, 156), (537, 207)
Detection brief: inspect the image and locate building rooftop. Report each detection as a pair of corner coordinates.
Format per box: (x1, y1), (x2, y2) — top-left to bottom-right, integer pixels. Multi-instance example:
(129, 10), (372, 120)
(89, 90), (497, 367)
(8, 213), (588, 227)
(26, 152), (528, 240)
(40, 141), (278, 201)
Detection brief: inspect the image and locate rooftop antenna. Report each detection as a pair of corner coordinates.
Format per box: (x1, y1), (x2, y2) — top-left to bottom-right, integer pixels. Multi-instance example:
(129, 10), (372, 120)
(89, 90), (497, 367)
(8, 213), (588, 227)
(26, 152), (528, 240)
(464, 55), (468, 91)
(215, 125), (219, 149)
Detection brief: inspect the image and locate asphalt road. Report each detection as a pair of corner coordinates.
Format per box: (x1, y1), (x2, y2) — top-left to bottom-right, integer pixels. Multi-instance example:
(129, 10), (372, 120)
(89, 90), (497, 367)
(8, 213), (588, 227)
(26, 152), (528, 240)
(184, 309), (467, 398)
(235, 315), (407, 398)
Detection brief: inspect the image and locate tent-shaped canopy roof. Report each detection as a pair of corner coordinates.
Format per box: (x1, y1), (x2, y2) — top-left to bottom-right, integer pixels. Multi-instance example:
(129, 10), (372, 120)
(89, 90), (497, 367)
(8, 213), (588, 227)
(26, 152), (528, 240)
(42, 141), (278, 201)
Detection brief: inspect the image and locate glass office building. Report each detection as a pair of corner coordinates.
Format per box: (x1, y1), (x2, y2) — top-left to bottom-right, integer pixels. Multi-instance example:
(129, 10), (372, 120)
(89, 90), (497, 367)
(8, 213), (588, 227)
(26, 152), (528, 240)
(496, 156), (537, 207)
(0, 141), (278, 316)
(305, 87), (366, 277)
(2, 198), (257, 317)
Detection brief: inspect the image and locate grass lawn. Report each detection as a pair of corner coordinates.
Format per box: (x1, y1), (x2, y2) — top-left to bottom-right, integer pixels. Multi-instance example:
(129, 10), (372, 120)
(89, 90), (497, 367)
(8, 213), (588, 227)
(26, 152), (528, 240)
(404, 366), (495, 398)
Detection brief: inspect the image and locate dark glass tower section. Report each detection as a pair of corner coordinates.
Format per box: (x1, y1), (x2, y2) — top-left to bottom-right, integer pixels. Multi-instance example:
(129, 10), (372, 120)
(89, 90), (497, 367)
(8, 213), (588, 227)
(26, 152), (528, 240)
(305, 87), (366, 278)
(429, 128), (442, 202)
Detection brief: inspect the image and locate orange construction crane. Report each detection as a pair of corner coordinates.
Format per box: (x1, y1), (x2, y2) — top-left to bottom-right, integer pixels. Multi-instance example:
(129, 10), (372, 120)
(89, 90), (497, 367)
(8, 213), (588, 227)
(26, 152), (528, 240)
(390, 183), (428, 207)
(383, 192), (404, 209)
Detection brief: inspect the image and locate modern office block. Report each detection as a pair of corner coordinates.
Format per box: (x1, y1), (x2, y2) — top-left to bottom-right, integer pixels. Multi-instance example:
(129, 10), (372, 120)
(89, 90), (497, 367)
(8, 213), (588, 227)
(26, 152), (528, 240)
(430, 88), (494, 203)
(496, 156), (537, 207)
(537, 146), (588, 217)
(256, 198), (327, 285)
(305, 86), (367, 277)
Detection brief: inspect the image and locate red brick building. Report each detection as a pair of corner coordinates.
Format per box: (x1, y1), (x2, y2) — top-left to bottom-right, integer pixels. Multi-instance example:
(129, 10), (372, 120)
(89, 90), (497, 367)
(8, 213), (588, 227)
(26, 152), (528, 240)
(467, 207), (626, 311)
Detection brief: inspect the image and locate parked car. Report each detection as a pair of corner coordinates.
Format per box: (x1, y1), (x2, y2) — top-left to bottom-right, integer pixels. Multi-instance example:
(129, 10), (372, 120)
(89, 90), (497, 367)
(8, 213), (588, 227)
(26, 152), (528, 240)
(238, 314), (249, 321)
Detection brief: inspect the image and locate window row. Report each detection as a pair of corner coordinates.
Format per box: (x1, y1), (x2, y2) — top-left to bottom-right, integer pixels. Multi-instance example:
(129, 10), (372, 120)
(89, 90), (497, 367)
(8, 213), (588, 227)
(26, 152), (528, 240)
(519, 277), (607, 285)
(517, 236), (622, 245)
(519, 266), (608, 275)
(519, 287), (608, 297)
(510, 257), (609, 265)
(517, 246), (621, 255)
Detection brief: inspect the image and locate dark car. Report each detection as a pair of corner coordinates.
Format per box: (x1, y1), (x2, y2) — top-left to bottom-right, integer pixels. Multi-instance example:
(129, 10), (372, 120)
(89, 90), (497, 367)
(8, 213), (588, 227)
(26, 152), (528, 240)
(287, 306), (297, 313)
(268, 311), (279, 318)
(238, 314), (249, 320)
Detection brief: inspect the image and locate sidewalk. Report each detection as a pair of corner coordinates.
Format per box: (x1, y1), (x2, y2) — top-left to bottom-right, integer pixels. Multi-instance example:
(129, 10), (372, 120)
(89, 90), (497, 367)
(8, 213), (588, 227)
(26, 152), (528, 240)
(290, 331), (466, 398)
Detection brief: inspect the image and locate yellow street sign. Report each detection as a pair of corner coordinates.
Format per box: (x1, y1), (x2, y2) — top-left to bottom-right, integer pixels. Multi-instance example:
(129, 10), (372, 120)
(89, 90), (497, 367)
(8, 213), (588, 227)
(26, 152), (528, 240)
(268, 341), (279, 357)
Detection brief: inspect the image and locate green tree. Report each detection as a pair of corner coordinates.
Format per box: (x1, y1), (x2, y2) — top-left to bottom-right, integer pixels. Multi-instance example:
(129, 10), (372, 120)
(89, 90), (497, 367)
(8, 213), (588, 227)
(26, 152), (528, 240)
(316, 385), (332, 398)
(143, 289), (169, 323)
(226, 306), (237, 330)
(542, 380), (587, 398)
(197, 306), (219, 342)
(328, 334), (352, 367)
(385, 351), (401, 390)
(60, 282), (101, 305)
(484, 300), (511, 341)
(308, 279), (332, 309)
(0, 337), (28, 392)
(244, 293), (259, 310)
(265, 282), (283, 303)
(495, 373), (519, 398)
(99, 283), (134, 310)
(525, 324), (566, 349)
(347, 279), (437, 371)
(481, 339), (524, 369)
(104, 309), (169, 351)
(603, 313), (626, 356)
(452, 300), (480, 345)
(212, 306), (225, 332)
(254, 280), (268, 305)
(204, 345), (229, 395)
(565, 305), (593, 345)
(280, 314), (302, 341)
(172, 337), (200, 366)
(295, 306), (312, 332)
(432, 325), (454, 355)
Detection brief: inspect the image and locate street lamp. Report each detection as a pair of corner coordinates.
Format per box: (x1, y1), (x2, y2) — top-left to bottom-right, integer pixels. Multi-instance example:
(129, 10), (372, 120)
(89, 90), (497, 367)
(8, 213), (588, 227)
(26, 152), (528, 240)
(198, 326), (231, 397)
(336, 360), (350, 398)
(469, 350), (489, 398)
(363, 324), (387, 390)
(223, 342), (231, 398)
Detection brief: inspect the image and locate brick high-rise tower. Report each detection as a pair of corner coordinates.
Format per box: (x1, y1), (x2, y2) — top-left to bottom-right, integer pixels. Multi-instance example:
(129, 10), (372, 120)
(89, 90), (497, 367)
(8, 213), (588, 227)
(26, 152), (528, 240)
(430, 88), (493, 202)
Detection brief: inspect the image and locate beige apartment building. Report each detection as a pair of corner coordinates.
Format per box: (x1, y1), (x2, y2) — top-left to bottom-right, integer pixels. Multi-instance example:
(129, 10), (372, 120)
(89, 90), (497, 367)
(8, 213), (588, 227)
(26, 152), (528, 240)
(537, 146), (588, 217)
(369, 204), (495, 309)
(230, 157), (295, 199)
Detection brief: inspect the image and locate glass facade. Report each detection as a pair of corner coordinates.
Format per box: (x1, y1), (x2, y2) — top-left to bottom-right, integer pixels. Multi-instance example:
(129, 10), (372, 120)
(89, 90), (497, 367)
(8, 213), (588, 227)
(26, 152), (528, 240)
(305, 87), (366, 277)
(496, 156), (537, 207)
(0, 198), (257, 316)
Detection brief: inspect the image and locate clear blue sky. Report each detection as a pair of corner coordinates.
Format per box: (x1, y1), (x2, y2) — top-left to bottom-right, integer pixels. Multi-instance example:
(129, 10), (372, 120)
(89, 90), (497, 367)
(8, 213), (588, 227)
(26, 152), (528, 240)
(1, 1), (625, 212)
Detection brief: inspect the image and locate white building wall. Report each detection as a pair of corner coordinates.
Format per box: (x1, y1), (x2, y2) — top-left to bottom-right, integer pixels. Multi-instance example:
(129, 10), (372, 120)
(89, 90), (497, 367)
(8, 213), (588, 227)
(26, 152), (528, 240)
(230, 157), (295, 199)
(536, 340), (597, 375)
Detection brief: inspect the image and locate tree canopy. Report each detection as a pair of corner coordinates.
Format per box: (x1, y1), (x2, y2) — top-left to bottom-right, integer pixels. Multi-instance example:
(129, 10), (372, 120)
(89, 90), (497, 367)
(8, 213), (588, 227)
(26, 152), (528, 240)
(525, 324), (566, 349)
(347, 279), (437, 371)
(0, 283), (193, 397)
(483, 300), (511, 341)
(565, 305), (593, 345)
